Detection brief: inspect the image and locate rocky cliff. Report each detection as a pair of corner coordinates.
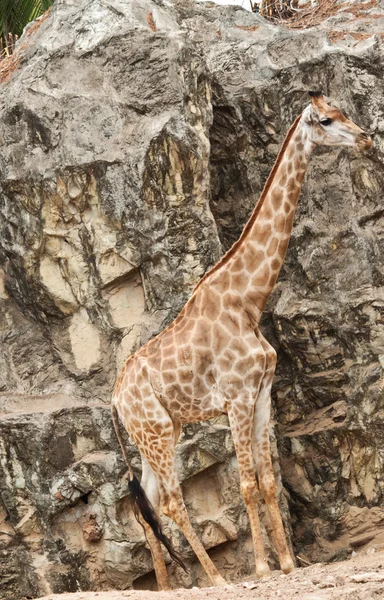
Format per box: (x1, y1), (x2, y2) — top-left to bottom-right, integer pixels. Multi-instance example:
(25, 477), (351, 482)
(1, 0), (384, 598)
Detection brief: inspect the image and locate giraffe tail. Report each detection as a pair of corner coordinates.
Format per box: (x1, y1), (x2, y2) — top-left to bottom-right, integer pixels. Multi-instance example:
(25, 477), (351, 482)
(111, 403), (134, 480)
(128, 475), (187, 572)
(111, 404), (187, 572)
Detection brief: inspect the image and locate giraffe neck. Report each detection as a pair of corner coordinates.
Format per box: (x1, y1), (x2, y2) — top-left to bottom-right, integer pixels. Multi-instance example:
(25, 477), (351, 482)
(232, 116), (314, 320)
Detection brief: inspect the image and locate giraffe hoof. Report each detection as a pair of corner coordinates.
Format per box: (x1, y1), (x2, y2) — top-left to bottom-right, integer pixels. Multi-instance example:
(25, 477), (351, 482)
(256, 563), (271, 578)
(213, 575), (227, 587)
(281, 560), (295, 574)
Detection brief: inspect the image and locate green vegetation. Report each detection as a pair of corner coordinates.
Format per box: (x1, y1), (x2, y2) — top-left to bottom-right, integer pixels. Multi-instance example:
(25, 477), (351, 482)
(0, 0), (54, 57)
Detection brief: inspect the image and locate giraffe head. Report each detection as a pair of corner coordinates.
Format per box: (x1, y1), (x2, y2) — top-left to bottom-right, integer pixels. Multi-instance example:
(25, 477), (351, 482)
(302, 91), (372, 151)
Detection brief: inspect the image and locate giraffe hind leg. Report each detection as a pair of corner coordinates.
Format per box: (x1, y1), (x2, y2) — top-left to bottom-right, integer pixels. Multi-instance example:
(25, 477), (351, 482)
(139, 427), (187, 590)
(121, 390), (226, 586)
(139, 457), (171, 591)
(129, 475), (186, 573)
(142, 521), (170, 591)
(118, 392), (185, 589)
(130, 398), (226, 587)
(156, 454), (227, 587)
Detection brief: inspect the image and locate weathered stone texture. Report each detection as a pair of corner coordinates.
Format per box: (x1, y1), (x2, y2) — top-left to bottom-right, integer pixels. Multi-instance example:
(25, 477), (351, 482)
(1, 0), (384, 597)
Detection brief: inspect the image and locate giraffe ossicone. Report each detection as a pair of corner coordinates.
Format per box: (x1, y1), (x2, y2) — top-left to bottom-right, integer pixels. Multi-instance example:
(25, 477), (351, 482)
(111, 93), (371, 590)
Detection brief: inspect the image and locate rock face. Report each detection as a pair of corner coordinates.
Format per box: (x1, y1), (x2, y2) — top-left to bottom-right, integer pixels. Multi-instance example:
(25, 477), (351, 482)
(1, 0), (384, 598)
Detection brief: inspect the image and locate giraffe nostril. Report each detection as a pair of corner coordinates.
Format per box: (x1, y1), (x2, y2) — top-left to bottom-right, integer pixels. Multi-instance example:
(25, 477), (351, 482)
(358, 131), (373, 149)
(358, 131), (372, 142)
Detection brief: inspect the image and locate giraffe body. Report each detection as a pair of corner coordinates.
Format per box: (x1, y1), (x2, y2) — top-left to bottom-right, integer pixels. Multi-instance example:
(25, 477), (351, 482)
(112, 93), (371, 590)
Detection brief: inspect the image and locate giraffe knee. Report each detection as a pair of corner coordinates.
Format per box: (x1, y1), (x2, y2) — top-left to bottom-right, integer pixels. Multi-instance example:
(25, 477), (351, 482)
(161, 496), (183, 521)
(259, 473), (277, 502)
(240, 479), (260, 504)
(265, 346), (277, 370)
(256, 331), (276, 375)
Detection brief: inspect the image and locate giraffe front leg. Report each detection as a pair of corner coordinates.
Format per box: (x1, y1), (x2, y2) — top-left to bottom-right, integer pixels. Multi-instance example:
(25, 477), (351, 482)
(253, 334), (294, 575)
(227, 402), (271, 579)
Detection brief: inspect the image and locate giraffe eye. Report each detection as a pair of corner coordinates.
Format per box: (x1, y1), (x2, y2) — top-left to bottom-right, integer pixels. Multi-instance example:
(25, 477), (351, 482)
(320, 118), (332, 126)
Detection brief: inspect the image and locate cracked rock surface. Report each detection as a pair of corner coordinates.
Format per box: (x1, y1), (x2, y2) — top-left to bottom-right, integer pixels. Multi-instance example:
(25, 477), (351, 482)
(1, 0), (384, 598)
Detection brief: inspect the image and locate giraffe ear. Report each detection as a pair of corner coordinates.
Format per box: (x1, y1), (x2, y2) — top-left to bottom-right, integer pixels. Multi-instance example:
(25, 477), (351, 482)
(303, 101), (320, 125)
(309, 91), (325, 105)
(308, 90), (323, 98)
(309, 91), (328, 114)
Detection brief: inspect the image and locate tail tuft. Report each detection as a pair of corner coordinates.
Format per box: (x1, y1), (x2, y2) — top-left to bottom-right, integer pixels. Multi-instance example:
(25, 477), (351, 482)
(128, 475), (187, 572)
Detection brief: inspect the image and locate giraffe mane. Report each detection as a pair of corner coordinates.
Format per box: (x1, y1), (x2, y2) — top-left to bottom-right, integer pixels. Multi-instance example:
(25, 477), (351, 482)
(193, 112), (303, 292)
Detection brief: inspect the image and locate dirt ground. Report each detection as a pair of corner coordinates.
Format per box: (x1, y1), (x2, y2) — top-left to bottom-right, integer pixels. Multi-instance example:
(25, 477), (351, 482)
(34, 549), (384, 600)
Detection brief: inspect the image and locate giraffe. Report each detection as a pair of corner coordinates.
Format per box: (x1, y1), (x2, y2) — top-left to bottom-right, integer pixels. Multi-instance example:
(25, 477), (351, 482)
(111, 92), (372, 590)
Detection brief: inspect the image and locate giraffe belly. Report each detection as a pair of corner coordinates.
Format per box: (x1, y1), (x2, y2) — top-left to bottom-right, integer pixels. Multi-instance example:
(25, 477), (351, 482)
(178, 401), (225, 424)
(159, 383), (225, 424)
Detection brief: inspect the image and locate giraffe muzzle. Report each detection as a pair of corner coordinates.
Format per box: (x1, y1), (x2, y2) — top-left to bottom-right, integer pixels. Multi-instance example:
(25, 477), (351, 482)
(357, 131), (373, 150)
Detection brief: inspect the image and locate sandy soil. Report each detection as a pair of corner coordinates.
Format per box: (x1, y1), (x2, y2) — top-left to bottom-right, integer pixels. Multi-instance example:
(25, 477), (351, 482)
(33, 549), (384, 600)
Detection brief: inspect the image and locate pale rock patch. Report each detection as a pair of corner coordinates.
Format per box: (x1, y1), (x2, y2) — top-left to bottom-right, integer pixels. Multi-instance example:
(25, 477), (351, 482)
(69, 309), (101, 371)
